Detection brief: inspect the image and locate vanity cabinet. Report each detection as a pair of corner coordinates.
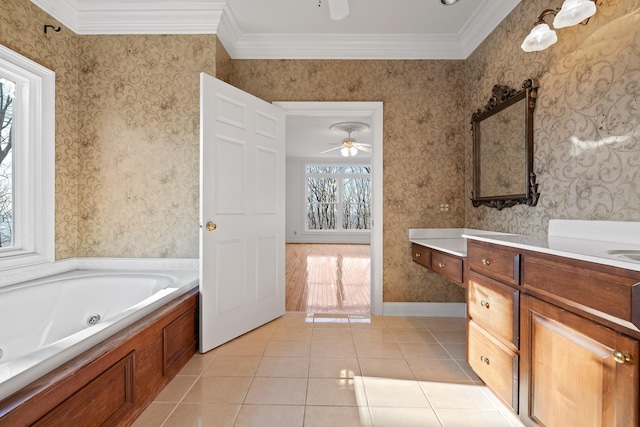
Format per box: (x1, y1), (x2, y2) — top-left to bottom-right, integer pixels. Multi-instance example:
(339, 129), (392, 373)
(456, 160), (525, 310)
(519, 252), (640, 427)
(411, 243), (463, 286)
(466, 240), (521, 411)
(466, 238), (640, 427)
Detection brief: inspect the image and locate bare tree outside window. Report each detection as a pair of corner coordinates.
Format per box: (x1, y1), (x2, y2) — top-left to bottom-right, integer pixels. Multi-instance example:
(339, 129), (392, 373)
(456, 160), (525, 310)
(343, 176), (371, 229)
(306, 166), (371, 231)
(0, 77), (15, 248)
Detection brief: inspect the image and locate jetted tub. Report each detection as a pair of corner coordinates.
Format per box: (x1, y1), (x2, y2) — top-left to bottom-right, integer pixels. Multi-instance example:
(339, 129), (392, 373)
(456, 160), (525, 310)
(0, 268), (198, 402)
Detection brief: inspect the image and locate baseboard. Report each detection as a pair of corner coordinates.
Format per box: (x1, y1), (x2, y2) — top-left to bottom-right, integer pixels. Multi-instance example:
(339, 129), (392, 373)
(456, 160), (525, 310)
(382, 302), (467, 317)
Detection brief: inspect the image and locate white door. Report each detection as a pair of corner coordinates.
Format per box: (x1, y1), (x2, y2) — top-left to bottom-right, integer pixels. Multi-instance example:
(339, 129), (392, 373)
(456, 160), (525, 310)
(199, 73), (286, 352)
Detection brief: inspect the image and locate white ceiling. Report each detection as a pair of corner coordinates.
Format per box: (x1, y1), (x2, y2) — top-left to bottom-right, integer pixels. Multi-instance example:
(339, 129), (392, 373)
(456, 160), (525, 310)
(287, 115), (372, 159)
(31, 0), (522, 59)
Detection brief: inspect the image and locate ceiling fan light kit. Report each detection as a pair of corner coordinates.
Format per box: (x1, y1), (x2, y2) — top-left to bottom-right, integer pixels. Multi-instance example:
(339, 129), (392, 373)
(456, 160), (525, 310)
(521, 0), (597, 52)
(321, 121), (372, 157)
(325, 0), (350, 20)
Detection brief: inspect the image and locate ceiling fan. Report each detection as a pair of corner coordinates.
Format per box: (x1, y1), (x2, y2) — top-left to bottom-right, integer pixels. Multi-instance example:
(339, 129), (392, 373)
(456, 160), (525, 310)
(321, 0), (350, 21)
(321, 121), (371, 157)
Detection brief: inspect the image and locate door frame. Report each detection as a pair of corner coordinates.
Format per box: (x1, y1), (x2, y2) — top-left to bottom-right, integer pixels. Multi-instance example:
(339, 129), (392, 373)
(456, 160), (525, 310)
(273, 101), (383, 315)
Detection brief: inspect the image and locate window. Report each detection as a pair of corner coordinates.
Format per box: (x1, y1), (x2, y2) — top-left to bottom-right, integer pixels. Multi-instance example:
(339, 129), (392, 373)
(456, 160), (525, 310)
(306, 165), (371, 232)
(0, 44), (55, 270)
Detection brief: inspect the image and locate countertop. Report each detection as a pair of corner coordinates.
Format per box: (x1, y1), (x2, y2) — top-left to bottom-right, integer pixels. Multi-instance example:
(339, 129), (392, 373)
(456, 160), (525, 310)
(410, 221), (640, 272)
(409, 228), (510, 257)
(463, 220), (640, 273)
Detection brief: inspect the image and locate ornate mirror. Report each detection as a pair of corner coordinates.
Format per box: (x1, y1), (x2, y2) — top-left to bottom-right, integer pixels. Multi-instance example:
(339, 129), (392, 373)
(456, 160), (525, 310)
(471, 79), (540, 210)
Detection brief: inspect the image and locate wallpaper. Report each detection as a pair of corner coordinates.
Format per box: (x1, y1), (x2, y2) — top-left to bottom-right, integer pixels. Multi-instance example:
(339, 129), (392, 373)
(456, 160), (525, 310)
(465, 0), (640, 234)
(77, 34), (217, 257)
(231, 60), (467, 303)
(0, 0), (80, 260)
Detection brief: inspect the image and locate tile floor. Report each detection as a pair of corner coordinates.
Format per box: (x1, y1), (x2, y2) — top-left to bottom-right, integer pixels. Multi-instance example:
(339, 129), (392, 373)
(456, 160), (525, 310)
(133, 313), (524, 427)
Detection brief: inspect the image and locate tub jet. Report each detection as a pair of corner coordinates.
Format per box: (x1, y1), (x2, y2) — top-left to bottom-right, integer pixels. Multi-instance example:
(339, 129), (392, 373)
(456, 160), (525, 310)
(87, 314), (101, 326)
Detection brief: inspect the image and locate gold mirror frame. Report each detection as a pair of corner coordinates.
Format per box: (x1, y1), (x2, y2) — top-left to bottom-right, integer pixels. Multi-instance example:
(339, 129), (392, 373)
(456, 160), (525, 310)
(471, 79), (540, 210)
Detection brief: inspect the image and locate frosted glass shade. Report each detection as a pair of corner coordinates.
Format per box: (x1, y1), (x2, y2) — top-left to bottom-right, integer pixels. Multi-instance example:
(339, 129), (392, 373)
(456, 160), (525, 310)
(328, 0), (349, 21)
(521, 23), (558, 52)
(554, 0), (597, 28)
(341, 146), (358, 157)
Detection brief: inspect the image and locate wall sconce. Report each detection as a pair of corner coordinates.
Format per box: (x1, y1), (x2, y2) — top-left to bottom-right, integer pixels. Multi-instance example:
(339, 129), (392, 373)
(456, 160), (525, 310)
(521, 0), (597, 52)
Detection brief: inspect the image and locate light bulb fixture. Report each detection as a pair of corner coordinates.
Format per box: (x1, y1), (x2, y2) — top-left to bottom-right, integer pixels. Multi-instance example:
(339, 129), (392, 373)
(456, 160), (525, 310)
(521, 0), (597, 52)
(554, 0), (597, 28)
(340, 143), (358, 157)
(521, 21), (558, 52)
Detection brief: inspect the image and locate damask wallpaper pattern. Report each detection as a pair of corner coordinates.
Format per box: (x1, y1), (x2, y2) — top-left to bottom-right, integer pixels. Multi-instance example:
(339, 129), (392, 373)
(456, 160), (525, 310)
(465, 0), (640, 234)
(231, 60), (468, 302)
(77, 34), (217, 257)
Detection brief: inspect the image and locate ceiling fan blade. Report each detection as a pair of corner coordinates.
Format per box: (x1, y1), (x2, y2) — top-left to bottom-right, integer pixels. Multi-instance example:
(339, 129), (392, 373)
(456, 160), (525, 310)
(355, 145), (371, 153)
(327, 0), (349, 20)
(319, 146), (342, 154)
(354, 142), (371, 147)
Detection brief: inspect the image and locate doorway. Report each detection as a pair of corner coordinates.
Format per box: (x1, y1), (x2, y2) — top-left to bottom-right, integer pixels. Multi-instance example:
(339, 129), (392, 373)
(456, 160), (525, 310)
(285, 243), (370, 313)
(275, 101), (383, 315)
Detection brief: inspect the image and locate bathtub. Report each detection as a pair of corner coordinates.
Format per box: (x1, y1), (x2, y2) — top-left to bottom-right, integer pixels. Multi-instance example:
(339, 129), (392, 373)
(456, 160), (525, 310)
(0, 268), (198, 402)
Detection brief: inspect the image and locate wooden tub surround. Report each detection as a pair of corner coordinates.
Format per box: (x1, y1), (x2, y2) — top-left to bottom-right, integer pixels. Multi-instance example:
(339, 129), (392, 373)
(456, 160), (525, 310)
(0, 288), (198, 426)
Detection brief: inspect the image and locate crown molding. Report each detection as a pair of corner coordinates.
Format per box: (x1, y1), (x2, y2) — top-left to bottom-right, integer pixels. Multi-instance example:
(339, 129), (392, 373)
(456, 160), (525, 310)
(216, 3), (243, 58)
(30, 0), (521, 59)
(216, 0), (522, 60)
(217, 1), (467, 60)
(31, 0), (226, 34)
(223, 33), (466, 60)
(30, 0), (79, 31)
(459, 0), (522, 58)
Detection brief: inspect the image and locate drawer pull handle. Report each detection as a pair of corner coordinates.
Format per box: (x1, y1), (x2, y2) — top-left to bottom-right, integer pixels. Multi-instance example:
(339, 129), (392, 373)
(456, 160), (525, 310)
(480, 300), (490, 309)
(482, 258), (491, 266)
(438, 262), (445, 268)
(415, 253), (421, 258)
(480, 356), (490, 365)
(613, 350), (632, 364)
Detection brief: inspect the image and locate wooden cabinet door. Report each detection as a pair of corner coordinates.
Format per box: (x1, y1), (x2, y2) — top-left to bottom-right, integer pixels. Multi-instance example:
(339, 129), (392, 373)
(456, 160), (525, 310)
(520, 295), (639, 427)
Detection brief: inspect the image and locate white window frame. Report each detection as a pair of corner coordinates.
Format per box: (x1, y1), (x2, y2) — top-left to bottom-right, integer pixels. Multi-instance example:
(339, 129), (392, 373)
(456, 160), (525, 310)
(0, 44), (55, 270)
(304, 163), (371, 233)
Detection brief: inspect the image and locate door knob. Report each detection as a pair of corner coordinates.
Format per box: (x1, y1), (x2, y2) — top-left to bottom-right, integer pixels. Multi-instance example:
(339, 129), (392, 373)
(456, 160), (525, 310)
(206, 221), (217, 232)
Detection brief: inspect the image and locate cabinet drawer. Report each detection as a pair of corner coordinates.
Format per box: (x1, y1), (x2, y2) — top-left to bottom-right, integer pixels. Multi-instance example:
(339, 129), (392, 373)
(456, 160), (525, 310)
(523, 254), (640, 328)
(468, 271), (519, 349)
(432, 251), (463, 284)
(411, 243), (431, 268)
(468, 320), (519, 412)
(467, 240), (521, 286)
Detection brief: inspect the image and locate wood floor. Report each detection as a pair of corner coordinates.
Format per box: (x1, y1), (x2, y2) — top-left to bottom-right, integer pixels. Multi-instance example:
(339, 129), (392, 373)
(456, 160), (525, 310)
(285, 243), (370, 314)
